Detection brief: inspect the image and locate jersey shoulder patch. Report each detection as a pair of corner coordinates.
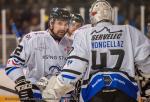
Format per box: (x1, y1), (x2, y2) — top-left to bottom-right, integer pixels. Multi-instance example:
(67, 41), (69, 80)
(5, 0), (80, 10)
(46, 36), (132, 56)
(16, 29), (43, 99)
(23, 31), (47, 41)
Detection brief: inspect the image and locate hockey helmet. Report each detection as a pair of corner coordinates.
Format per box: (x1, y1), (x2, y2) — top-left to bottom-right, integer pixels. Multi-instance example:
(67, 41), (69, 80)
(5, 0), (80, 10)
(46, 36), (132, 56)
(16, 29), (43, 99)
(70, 13), (84, 25)
(89, 0), (112, 25)
(49, 7), (71, 22)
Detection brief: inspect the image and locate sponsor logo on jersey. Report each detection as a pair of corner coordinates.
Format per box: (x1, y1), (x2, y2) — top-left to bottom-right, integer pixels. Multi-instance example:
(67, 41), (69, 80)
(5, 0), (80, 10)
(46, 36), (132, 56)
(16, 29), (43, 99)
(42, 55), (67, 60)
(91, 27), (124, 49)
(91, 27), (123, 40)
(91, 32), (122, 40)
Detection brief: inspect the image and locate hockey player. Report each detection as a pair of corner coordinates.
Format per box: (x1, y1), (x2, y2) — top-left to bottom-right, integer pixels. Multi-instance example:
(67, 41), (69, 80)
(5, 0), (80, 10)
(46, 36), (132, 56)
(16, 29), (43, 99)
(66, 13), (84, 42)
(65, 14), (84, 101)
(5, 7), (71, 102)
(41, 0), (150, 102)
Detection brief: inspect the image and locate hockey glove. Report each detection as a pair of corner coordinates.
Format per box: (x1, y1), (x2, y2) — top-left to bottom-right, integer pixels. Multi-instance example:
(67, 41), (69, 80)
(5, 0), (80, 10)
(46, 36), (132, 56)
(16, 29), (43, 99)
(36, 77), (49, 91)
(42, 76), (74, 102)
(142, 81), (150, 97)
(15, 76), (42, 102)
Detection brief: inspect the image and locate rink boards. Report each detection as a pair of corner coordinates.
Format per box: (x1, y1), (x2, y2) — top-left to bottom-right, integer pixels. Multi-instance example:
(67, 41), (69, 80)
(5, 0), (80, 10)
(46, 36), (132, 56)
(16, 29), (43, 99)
(0, 68), (19, 102)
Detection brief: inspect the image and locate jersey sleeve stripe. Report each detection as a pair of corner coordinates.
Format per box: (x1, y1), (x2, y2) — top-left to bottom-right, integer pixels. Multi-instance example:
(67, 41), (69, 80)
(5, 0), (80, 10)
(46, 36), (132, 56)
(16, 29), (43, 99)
(5, 67), (13, 71)
(10, 55), (25, 62)
(62, 74), (76, 79)
(5, 67), (18, 75)
(62, 69), (81, 75)
(67, 56), (89, 63)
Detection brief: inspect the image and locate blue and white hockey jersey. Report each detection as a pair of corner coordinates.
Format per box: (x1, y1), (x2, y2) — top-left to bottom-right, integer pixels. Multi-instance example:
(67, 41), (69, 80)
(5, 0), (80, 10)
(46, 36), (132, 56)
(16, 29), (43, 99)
(58, 22), (150, 101)
(5, 30), (72, 84)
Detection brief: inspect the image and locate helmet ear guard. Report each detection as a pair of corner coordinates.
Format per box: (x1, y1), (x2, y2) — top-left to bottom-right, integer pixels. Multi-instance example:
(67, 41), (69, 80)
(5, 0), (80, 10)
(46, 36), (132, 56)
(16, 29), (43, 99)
(89, 0), (112, 25)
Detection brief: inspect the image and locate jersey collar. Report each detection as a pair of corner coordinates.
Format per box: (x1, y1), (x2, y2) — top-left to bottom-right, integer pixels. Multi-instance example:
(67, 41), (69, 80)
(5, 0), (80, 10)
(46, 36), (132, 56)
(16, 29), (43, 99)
(97, 22), (112, 27)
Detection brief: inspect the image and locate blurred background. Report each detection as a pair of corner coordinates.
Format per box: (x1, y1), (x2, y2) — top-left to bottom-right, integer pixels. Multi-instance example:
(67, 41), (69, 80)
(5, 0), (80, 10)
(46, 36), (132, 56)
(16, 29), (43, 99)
(0, 0), (150, 65)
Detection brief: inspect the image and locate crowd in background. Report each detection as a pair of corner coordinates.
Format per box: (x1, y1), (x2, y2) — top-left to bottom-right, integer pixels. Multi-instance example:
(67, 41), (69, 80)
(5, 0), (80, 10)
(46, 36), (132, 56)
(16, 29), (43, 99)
(0, 0), (150, 35)
(0, 0), (150, 64)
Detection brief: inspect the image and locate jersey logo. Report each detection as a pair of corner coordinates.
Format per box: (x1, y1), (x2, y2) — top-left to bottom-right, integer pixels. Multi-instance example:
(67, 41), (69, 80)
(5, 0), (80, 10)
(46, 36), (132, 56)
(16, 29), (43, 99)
(25, 34), (32, 40)
(91, 27), (124, 49)
(103, 75), (112, 86)
(91, 27), (122, 35)
(64, 46), (71, 53)
(48, 65), (61, 75)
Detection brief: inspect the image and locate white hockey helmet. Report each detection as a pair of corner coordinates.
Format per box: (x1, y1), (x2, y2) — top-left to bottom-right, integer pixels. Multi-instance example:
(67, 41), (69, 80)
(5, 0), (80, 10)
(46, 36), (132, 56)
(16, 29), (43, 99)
(89, 0), (112, 25)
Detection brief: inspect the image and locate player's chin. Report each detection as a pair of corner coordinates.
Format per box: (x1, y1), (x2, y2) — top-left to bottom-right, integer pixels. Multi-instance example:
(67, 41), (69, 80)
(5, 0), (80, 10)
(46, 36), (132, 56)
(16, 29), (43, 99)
(58, 33), (66, 37)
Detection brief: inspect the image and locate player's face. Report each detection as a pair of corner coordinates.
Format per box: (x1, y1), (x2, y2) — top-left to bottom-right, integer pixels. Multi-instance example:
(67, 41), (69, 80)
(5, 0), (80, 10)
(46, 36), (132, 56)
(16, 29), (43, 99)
(68, 21), (82, 34)
(53, 19), (69, 38)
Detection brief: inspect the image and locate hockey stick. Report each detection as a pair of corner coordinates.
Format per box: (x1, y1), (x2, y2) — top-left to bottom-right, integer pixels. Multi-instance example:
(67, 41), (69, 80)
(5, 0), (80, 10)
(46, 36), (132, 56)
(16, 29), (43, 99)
(0, 85), (17, 94)
(11, 22), (22, 43)
(0, 85), (51, 101)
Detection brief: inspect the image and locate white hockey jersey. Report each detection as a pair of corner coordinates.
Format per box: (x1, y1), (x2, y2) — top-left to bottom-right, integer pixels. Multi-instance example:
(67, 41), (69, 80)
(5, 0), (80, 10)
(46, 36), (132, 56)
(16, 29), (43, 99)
(6, 30), (72, 84)
(58, 22), (150, 101)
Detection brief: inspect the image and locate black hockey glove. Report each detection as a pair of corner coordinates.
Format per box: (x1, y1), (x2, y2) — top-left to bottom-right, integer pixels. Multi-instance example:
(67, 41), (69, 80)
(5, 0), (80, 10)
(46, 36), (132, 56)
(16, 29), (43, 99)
(15, 76), (42, 102)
